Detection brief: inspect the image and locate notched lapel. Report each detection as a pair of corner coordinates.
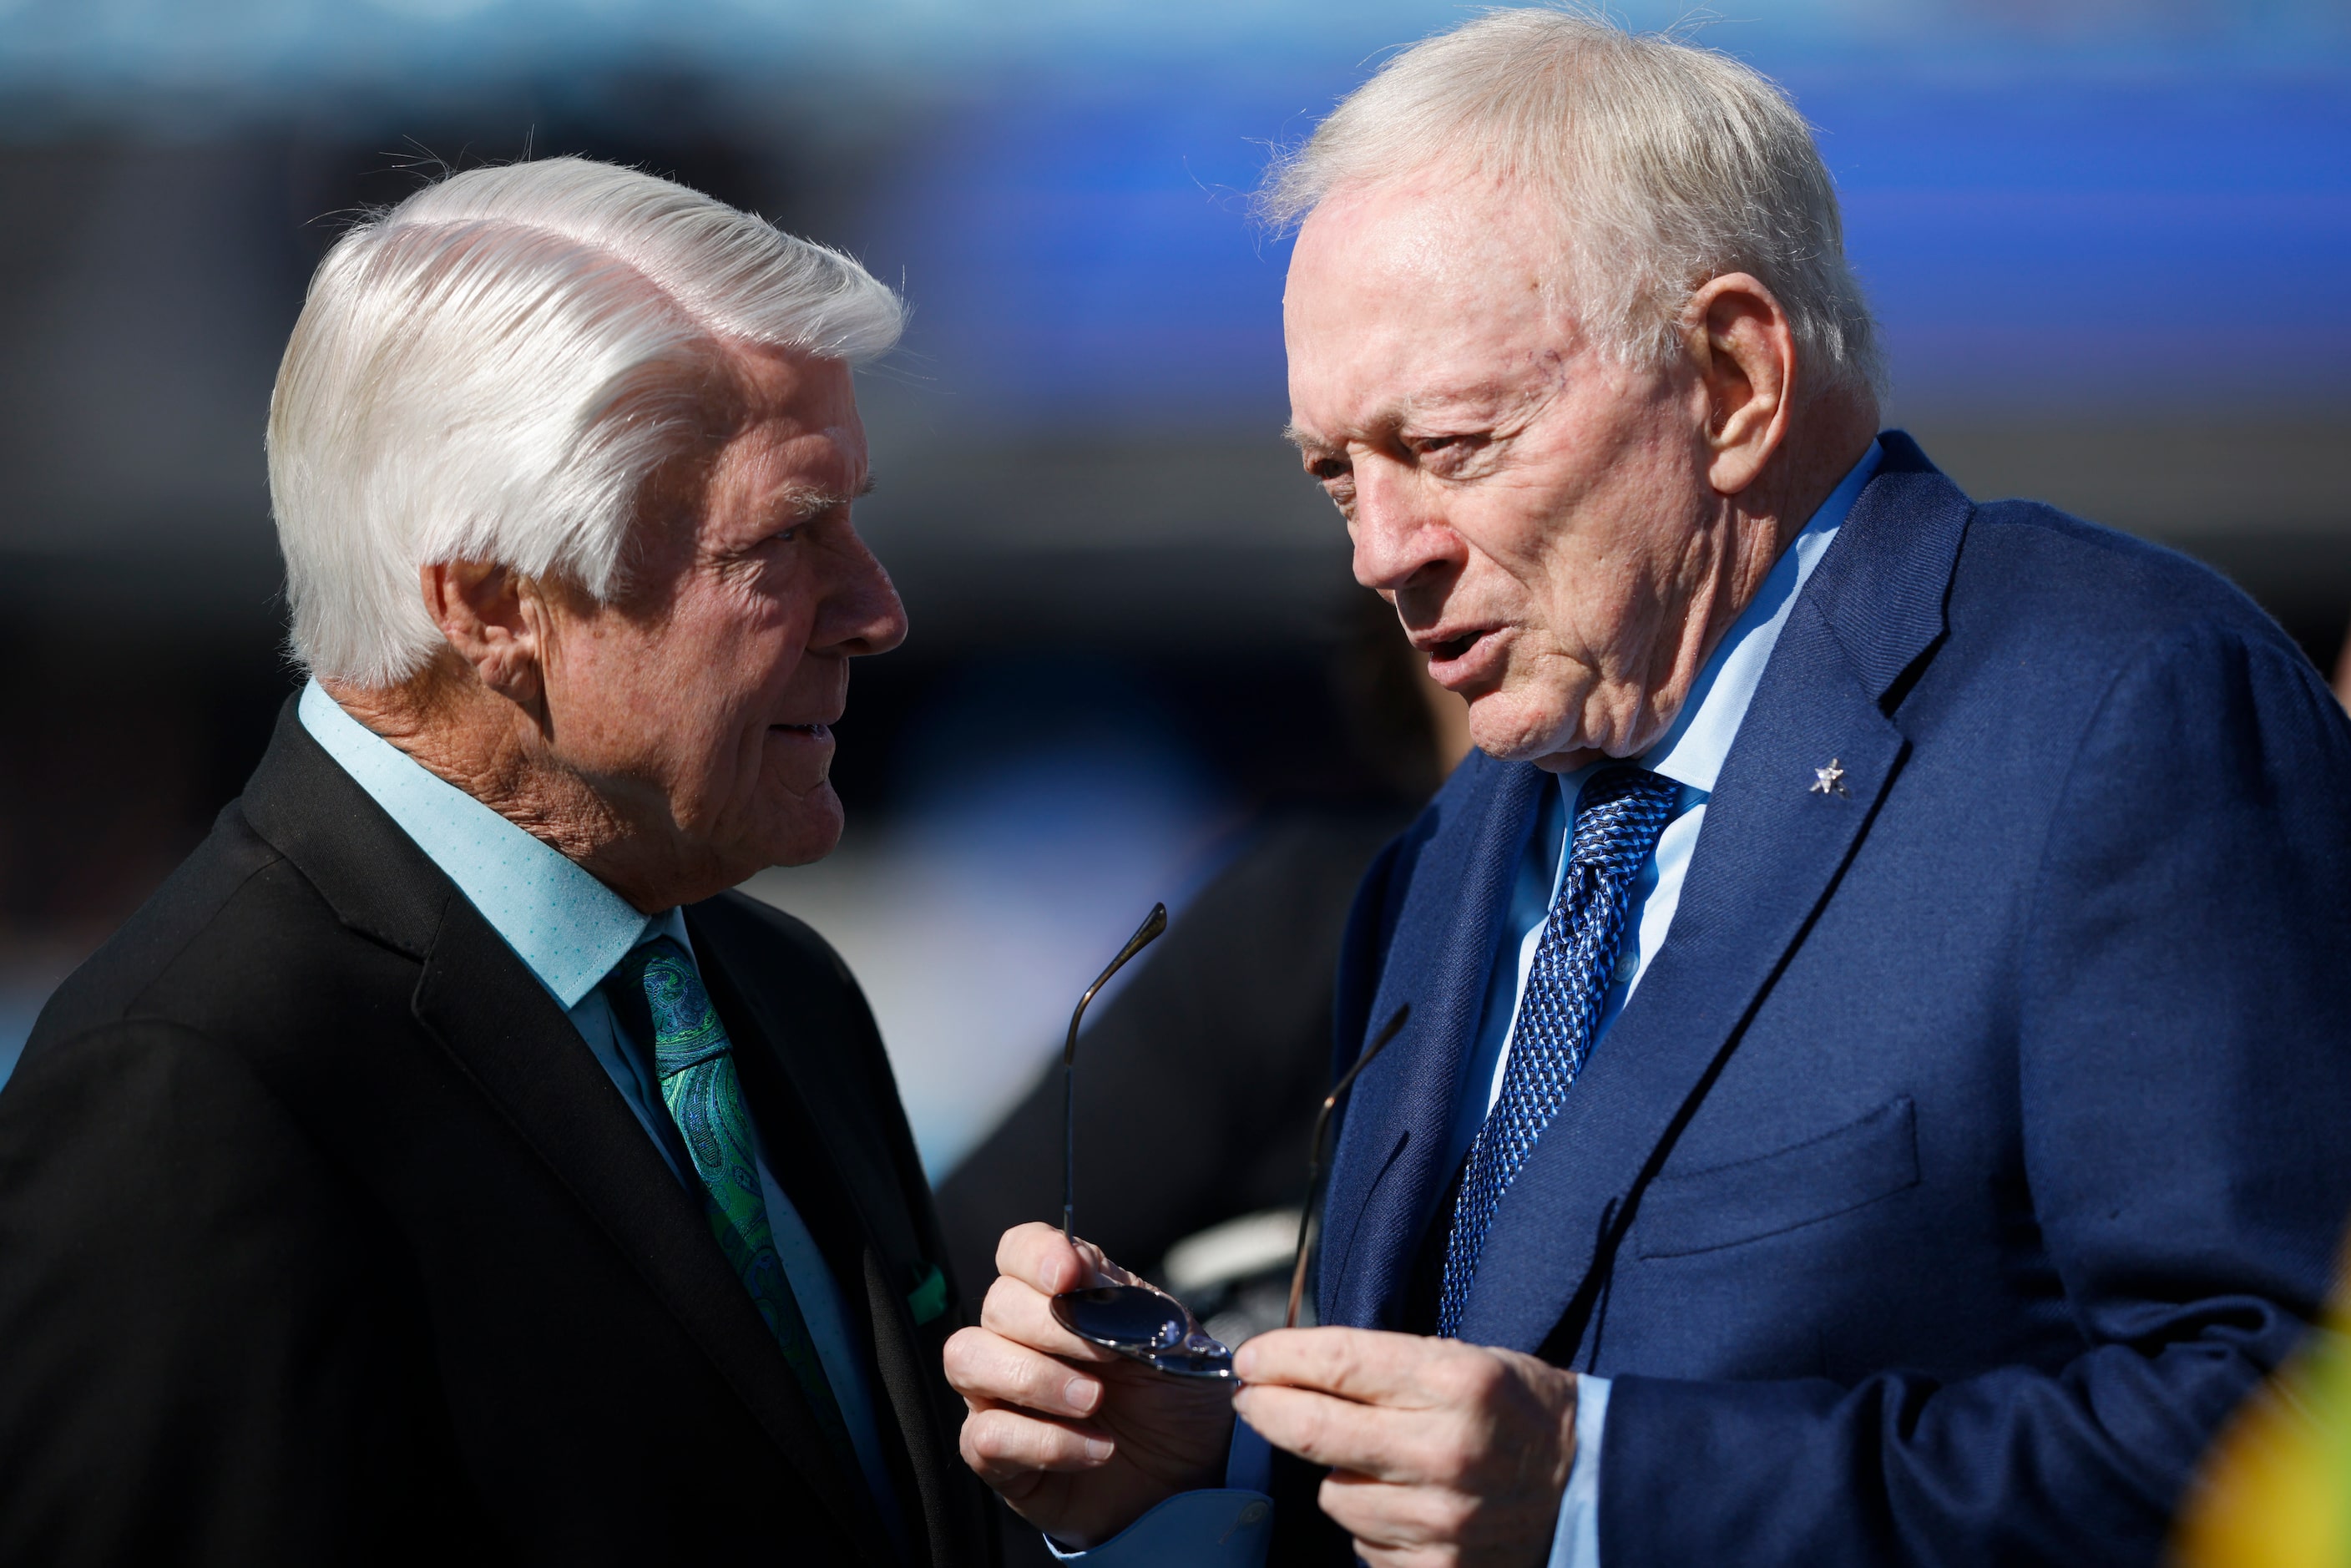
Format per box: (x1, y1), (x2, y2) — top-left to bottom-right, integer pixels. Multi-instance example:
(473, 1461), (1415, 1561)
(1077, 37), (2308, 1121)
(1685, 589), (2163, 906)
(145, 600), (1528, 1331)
(410, 897), (897, 1564)
(1321, 759), (1545, 1330)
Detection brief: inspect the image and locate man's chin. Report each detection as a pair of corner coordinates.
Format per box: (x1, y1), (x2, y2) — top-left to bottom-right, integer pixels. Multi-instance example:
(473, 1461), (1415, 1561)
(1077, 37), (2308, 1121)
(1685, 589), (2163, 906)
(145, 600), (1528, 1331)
(1466, 692), (1580, 766)
(756, 785), (846, 871)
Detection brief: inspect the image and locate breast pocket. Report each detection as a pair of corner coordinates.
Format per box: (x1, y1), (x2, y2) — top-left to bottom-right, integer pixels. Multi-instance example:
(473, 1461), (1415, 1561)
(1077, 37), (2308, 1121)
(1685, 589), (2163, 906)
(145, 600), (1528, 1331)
(1634, 1096), (1919, 1260)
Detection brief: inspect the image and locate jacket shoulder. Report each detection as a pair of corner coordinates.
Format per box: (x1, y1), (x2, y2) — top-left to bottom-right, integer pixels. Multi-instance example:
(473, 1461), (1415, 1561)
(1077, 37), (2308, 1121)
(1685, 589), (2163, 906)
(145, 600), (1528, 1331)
(1955, 498), (2299, 661)
(26, 802), (395, 1067)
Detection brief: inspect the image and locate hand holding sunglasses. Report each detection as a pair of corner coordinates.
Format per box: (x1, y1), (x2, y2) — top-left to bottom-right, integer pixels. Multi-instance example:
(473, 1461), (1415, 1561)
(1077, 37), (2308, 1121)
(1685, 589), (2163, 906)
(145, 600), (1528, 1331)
(1046, 906), (1409, 1377)
(946, 904), (1411, 1549)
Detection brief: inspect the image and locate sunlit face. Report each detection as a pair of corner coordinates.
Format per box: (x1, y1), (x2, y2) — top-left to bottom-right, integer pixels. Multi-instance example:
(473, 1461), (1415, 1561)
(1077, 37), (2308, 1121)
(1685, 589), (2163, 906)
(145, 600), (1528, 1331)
(1284, 169), (1724, 770)
(537, 343), (907, 883)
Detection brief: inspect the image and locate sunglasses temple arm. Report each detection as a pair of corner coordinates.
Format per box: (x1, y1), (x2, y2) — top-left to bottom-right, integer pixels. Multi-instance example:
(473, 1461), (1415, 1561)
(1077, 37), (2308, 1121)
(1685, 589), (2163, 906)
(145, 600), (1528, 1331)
(1287, 1004), (1412, 1330)
(1062, 1056), (1077, 1246)
(1062, 903), (1170, 1250)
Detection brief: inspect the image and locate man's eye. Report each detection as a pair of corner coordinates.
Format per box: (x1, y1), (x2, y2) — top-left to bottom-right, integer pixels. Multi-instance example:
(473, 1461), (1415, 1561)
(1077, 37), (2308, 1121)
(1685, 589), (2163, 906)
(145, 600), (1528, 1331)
(1308, 458), (1349, 482)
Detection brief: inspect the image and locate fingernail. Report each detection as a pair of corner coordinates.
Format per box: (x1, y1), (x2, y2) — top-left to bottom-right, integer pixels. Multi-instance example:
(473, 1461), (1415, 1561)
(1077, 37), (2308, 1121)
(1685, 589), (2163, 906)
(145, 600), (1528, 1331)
(1083, 1435), (1114, 1463)
(1064, 1378), (1098, 1414)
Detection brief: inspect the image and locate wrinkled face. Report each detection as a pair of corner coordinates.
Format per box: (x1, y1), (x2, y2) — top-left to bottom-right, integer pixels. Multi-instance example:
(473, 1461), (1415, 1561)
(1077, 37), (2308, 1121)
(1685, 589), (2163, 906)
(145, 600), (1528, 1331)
(1285, 170), (1721, 769)
(538, 344), (907, 880)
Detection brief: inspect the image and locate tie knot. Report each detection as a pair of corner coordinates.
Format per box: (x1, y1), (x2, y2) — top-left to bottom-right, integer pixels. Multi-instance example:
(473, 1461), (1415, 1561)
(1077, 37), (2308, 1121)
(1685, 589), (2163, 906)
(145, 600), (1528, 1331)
(1568, 766), (1681, 873)
(611, 935), (730, 1076)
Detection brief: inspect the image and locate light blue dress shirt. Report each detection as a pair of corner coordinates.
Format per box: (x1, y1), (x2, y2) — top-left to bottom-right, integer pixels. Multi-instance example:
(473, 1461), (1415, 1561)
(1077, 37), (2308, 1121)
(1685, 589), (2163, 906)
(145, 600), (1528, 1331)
(1068, 441), (1881, 1568)
(297, 681), (902, 1525)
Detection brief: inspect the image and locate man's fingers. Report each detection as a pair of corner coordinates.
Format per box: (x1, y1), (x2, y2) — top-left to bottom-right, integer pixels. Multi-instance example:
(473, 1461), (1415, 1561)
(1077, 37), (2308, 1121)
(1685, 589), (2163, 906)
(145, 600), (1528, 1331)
(978, 1272), (1124, 1365)
(1319, 1467), (1484, 1554)
(943, 1325), (1107, 1419)
(992, 1221), (1140, 1297)
(994, 1221), (1089, 1294)
(1236, 1325), (1481, 1408)
(958, 1398), (1116, 1487)
(1234, 1383), (1439, 1484)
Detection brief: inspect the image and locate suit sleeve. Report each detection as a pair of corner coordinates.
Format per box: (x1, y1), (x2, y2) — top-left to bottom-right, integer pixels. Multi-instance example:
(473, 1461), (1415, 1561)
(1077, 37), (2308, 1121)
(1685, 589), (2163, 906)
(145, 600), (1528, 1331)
(0, 1019), (465, 1565)
(1595, 623), (2351, 1566)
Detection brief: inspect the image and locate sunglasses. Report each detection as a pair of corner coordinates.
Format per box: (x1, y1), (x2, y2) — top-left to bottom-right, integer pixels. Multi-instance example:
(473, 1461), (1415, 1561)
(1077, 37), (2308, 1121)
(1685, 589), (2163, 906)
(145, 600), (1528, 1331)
(1048, 903), (1410, 1379)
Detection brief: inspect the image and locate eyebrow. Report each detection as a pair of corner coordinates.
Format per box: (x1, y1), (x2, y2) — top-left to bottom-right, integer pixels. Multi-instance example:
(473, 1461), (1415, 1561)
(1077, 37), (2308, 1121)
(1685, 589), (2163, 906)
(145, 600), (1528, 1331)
(766, 473), (878, 518)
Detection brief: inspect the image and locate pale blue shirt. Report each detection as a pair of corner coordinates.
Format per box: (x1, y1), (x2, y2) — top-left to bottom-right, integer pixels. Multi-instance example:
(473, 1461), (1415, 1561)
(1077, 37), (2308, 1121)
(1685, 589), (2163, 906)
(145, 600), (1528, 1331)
(297, 681), (902, 1527)
(1068, 441), (1880, 1568)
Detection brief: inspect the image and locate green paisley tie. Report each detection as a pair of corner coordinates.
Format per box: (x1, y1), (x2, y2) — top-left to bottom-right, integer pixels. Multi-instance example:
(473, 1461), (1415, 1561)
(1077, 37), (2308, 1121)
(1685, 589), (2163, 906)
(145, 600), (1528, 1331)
(608, 937), (858, 1474)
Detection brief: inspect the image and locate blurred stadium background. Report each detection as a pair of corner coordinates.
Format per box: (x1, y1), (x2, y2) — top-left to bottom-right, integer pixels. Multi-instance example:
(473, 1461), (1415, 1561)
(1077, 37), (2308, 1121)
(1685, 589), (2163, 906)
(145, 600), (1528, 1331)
(0, 0), (2345, 1172)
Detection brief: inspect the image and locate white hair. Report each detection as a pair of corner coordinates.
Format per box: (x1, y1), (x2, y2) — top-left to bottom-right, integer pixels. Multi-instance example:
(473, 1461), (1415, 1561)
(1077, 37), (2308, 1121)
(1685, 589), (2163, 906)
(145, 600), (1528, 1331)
(1262, 8), (1883, 398)
(270, 156), (905, 688)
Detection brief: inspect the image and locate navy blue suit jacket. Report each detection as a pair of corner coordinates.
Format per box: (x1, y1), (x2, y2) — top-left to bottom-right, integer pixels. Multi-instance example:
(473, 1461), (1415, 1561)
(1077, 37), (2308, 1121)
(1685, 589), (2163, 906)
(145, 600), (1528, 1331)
(1318, 434), (2351, 1565)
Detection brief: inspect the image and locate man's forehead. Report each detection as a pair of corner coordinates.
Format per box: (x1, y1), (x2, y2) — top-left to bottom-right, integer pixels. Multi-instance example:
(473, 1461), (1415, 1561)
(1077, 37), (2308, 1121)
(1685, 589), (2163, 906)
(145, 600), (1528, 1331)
(1293, 166), (1554, 289)
(736, 403), (867, 483)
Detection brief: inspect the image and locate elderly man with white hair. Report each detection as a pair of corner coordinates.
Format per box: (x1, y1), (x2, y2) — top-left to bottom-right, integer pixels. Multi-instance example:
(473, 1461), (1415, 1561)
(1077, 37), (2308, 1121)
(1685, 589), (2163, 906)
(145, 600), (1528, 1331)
(0, 159), (995, 1565)
(948, 13), (2351, 1568)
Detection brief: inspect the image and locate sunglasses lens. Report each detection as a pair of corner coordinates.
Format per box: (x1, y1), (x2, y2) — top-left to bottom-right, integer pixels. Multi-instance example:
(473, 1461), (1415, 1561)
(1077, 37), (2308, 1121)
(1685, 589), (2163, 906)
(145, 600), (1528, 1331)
(1054, 1285), (1188, 1349)
(1051, 1286), (1236, 1380)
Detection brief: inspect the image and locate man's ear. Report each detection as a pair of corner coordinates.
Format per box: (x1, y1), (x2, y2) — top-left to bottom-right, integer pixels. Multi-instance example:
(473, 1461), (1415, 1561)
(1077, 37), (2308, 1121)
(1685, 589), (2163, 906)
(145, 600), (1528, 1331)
(1685, 272), (1797, 495)
(419, 559), (545, 707)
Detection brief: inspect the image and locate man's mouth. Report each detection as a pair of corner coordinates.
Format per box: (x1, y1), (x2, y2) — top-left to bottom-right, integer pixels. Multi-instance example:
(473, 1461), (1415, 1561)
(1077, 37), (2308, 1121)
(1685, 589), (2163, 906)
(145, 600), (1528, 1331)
(1430, 630), (1485, 663)
(771, 722), (832, 740)
(1414, 625), (1497, 665)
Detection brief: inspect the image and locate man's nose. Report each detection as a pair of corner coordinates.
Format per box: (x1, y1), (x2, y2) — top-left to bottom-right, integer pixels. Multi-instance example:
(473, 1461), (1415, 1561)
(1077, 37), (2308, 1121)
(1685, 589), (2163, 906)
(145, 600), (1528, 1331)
(817, 529), (910, 658)
(1349, 458), (1452, 594)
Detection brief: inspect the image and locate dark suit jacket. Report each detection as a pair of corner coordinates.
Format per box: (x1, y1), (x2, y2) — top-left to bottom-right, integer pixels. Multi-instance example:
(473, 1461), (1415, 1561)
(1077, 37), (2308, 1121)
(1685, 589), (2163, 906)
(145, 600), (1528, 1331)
(0, 705), (996, 1567)
(1310, 433), (2351, 1565)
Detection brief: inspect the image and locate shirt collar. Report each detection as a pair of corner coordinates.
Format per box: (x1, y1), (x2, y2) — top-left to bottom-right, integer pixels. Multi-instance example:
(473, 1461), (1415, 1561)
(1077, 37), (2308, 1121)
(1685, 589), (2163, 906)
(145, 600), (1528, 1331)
(1632, 438), (1883, 796)
(297, 679), (675, 1007)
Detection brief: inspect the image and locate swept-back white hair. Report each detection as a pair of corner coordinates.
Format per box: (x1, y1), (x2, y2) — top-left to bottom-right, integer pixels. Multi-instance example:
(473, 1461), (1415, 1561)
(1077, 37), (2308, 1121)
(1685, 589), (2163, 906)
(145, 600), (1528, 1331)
(270, 156), (905, 688)
(1262, 8), (1882, 397)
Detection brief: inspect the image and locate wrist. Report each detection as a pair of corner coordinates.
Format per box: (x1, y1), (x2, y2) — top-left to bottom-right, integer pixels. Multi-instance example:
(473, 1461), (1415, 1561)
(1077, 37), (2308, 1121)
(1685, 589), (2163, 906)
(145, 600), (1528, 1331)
(1559, 1368), (1580, 1489)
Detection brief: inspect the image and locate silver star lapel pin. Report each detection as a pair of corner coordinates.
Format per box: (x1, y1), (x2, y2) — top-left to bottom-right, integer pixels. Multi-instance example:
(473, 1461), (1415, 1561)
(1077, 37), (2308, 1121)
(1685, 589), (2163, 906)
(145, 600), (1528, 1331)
(1809, 758), (1848, 797)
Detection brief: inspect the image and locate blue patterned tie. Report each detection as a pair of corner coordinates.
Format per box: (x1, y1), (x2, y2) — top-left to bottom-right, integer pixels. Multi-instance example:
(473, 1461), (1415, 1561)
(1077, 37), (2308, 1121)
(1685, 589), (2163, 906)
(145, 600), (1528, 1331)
(605, 938), (860, 1474)
(1438, 766), (1680, 1339)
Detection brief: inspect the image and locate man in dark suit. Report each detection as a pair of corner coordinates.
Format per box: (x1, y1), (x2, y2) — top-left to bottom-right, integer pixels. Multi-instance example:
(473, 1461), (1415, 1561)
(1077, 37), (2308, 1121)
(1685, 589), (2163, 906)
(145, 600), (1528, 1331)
(0, 158), (993, 1565)
(945, 13), (2351, 1568)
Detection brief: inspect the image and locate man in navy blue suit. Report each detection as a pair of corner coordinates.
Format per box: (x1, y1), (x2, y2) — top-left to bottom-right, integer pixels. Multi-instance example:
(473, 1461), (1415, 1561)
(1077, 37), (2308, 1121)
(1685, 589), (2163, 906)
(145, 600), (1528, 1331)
(945, 13), (2351, 1567)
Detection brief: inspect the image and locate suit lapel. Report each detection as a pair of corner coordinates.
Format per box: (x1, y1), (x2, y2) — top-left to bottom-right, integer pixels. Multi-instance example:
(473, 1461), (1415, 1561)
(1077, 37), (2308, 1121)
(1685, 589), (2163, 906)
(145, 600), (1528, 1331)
(407, 911), (894, 1560)
(1320, 758), (1545, 1329)
(688, 906), (921, 1274)
(690, 907), (968, 1568)
(241, 710), (897, 1564)
(1453, 432), (1974, 1352)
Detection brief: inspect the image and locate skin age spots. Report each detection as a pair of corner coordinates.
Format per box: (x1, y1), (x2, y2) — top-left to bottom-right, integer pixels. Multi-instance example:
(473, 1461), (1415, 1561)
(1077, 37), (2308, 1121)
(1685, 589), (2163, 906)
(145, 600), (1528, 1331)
(328, 341), (908, 913)
(1282, 165), (1869, 775)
